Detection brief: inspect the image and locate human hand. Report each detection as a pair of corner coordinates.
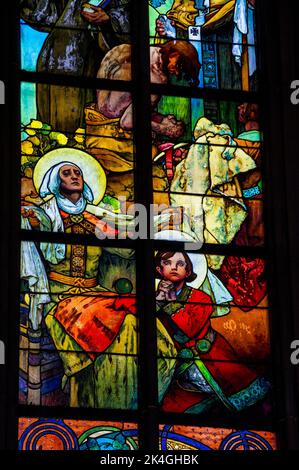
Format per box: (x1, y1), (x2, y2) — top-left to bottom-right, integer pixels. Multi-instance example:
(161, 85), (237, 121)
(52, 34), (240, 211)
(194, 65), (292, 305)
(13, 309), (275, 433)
(21, 207), (40, 229)
(156, 19), (167, 36)
(156, 280), (177, 301)
(159, 115), (185, 139)
(81, 4), (110, 24)
(156, 18), (175, 37)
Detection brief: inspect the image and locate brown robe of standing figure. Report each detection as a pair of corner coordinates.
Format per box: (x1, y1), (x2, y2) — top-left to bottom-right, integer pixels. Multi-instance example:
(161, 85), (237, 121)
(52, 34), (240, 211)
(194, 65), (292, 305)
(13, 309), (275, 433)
(20, 0), (131, 133)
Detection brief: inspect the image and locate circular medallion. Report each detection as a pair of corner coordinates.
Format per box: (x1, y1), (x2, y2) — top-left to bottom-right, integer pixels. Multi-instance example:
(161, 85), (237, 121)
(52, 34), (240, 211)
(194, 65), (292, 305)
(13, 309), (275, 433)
(196, 338), (211, 353)
(19, 419), (79, 451)
(220, 431), (273, 450)
(78, 426), (138, 451)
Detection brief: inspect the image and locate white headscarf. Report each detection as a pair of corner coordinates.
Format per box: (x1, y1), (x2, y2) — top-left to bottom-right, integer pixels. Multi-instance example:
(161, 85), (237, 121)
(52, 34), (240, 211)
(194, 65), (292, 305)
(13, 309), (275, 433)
(39, 162), (94, 215)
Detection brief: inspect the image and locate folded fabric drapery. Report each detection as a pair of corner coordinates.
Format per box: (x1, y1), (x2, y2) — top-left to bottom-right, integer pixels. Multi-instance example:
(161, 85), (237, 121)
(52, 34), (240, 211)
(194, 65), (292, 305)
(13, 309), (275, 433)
(170, 117), (256, 269)
(20, 217), (51, 330)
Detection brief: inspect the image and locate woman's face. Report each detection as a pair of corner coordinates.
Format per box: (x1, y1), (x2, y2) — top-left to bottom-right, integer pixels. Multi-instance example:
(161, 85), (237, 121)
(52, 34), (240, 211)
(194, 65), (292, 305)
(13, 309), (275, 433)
(59, 164), (84, 193)
(157, 252), (189, 283)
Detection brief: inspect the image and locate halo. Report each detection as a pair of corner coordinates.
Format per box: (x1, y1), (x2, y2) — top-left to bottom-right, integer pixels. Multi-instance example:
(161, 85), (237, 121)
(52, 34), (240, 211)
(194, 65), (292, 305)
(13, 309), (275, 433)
(33, 148), (107, 205)
(187, 253), (208, 289)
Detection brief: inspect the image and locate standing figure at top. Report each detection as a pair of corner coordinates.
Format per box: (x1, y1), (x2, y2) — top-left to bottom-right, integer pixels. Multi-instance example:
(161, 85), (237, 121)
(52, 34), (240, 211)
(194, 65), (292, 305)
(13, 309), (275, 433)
(20, 0), (131, 132)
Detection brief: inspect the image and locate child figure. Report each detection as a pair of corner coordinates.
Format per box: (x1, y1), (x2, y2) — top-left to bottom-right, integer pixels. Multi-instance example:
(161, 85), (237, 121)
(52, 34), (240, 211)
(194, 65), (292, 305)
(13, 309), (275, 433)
(155, 251), (271, 414)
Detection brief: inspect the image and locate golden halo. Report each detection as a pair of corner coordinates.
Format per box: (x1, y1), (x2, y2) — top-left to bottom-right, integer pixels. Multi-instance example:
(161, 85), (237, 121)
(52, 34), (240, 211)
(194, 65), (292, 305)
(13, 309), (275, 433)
(33, 148), (107, 205)
(187, 253), (208, 289)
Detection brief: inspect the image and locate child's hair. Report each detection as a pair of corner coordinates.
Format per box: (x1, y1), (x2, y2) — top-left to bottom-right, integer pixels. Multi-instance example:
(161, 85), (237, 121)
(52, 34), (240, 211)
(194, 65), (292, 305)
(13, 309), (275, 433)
(155, 251), (197, 282)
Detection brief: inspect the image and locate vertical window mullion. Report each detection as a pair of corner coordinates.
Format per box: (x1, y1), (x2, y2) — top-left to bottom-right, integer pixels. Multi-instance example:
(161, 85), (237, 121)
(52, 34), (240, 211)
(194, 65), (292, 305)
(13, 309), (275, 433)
(131, 0), (159, 451)
(3, 0), (21, 450)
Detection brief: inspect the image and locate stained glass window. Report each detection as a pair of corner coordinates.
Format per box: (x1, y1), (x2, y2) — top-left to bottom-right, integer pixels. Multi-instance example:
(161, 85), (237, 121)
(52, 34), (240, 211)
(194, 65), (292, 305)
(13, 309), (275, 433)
(148, 0), (258, 91)
(17, 0), (277, 452)
(19, 242), (137, 409)
(20, 0), (132, 78)
(159, 425), (277, 451)
(19, 418), (138, 450)
(151, 97), (263, 245)
(156, 251), (271, 417)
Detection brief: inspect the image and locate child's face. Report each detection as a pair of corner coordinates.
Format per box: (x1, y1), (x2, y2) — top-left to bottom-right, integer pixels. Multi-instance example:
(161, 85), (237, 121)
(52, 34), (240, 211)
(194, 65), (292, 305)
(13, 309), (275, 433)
(157, 253), (189, 283)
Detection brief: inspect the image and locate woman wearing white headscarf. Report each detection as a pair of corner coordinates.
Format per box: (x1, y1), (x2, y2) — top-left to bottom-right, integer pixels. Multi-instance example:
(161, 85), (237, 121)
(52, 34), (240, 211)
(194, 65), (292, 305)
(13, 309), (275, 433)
(40, 162), (94, 215)
(21, 149), (139, 409)
(29, 149), (135, 269)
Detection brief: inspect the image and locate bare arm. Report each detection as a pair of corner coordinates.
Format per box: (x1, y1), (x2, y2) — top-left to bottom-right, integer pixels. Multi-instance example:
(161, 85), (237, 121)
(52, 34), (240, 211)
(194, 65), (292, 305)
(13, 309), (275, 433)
(119, 105), (185, 138)
(152, 113), (185, 139)
(97, 90), (132, 119)
(120, 103), (133, 130)
(97, 43), (185, 138)
(96, 44), (132, 117)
